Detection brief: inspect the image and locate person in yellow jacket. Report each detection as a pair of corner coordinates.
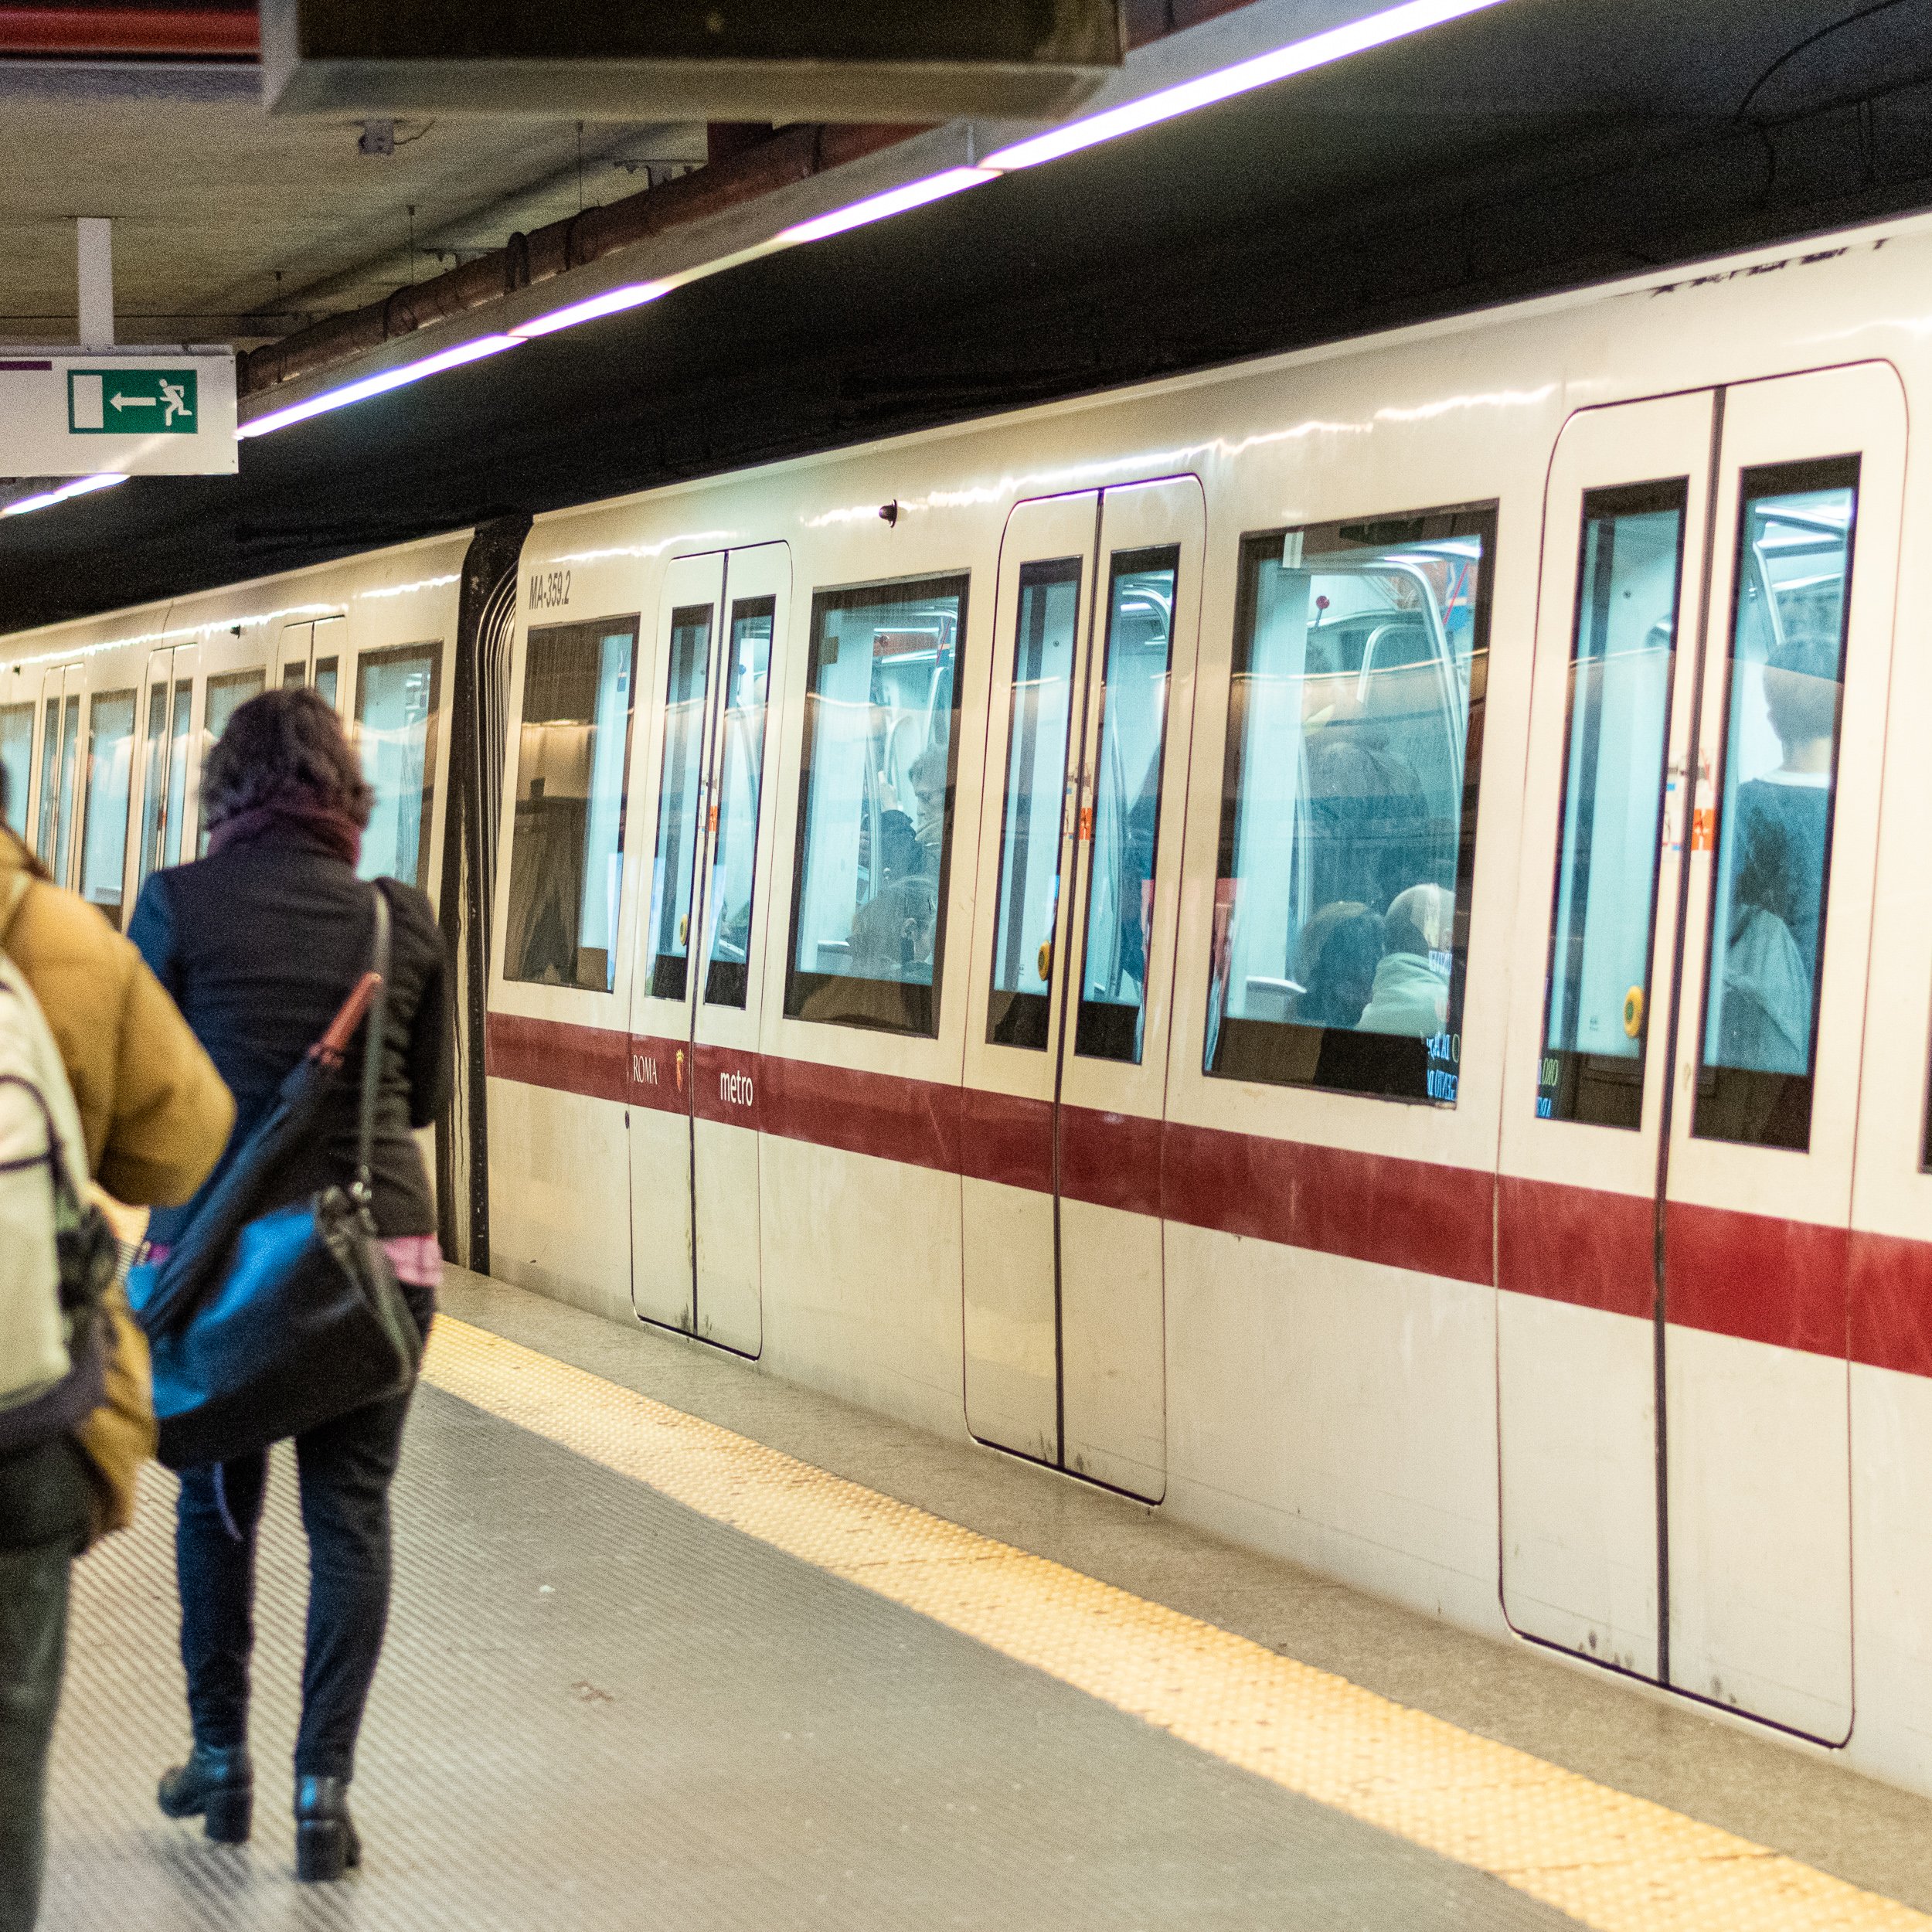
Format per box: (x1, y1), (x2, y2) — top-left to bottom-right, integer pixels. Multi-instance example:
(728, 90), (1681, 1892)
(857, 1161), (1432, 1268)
(0, 814), (232, 1932)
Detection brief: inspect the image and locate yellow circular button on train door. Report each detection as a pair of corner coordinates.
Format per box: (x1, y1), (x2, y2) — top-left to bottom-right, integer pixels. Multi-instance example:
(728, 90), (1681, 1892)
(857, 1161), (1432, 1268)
(1037, 939), (1054, 981)
(1623, 985), (1645, 1038)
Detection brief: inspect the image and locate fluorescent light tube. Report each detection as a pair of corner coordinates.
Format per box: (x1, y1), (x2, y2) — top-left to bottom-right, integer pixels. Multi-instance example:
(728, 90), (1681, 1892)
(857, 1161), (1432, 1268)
(512, 281), (672, 338)
(777, 168), (998, 245)
(982, 0), (1515, 171)
(2, 472), (129, 517)
(236, 333), (525, 440)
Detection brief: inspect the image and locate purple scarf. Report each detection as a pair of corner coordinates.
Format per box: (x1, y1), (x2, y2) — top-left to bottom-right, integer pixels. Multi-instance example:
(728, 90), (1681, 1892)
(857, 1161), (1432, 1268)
(206, 801), (362, 867)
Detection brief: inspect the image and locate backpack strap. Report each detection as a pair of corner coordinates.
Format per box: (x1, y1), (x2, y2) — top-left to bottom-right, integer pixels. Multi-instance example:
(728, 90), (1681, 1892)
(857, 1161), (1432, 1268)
(0, 869), (32, 950)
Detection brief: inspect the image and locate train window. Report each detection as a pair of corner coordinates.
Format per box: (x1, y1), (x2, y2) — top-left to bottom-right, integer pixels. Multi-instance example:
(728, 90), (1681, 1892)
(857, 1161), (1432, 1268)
(503, 617), (638, 993)
(137, 679), (169, 884)
(195, 668), (264, 855)
(78, 689), (136, 927)
(0, 703), (32, 835)
(1693, 457), (1858, 1151)
(702, 597), (776, 1009)
(988, 559), (1081, 1049)
(645, 605), (713, 1002)
(1537, 481), (1689, 1128)
(355, 643), (442, 891)
(1076, 546), (1180, 1065)
(1203, 504), (1495, 1102)
(315, 657), (339, 710)
(281, 661), (306, 689)
(784, 573), (968, 1035)
(39, 693), (81, 883)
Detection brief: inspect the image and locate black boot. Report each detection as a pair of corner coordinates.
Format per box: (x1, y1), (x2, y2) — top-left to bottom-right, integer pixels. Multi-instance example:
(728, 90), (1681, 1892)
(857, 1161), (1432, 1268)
(157, 1743), (253, 1843)
(294, 1775), (362, 1883)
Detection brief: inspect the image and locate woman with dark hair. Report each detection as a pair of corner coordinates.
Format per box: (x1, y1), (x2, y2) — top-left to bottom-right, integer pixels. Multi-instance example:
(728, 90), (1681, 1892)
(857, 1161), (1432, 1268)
(128, 687), (451, 1883)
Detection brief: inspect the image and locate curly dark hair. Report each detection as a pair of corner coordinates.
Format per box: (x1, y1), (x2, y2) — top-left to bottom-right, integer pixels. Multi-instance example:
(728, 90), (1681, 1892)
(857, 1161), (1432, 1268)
(201, 687), (374, 832)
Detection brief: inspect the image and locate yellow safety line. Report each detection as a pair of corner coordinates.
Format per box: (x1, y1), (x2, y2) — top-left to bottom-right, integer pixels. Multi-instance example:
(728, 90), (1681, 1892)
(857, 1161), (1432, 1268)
(422, 1316), (1927, 1932)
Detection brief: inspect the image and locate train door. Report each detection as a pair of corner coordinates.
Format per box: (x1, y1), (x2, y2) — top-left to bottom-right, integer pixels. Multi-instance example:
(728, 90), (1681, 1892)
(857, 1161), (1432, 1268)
(1498, 363), (1905, 1743)
(134, 645), (198, 893)
(961, 477), (1206, 1500)
(276, 616), (345, 709)
(32, 663), (84, 886)
(74, 668), (138, 929)
(628, 544), (787, 1354)
(190, 633), (268, 855)
(0, 666), (34, 842)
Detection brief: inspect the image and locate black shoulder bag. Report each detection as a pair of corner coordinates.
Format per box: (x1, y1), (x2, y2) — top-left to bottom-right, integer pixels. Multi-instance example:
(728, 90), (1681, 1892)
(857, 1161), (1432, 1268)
(131, 886), (425, 1471)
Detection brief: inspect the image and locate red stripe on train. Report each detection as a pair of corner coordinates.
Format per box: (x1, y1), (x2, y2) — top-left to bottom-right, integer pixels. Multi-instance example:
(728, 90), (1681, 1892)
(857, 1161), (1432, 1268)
(482, 1012), (1932, 1379)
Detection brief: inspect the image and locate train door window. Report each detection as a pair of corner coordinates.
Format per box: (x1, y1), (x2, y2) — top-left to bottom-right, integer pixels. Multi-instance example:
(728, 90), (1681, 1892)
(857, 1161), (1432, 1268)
(1203, 504), (1495, 1101)
(354, 642), (442, 889)
(50, 692), (81, 885)
(78, 689), (136, 926)
(987, 558), (1081, 1049)
(314, 657), (340, 710)
(196, 668), (264, 854)
(503, 617), (638, 992)
(1538, 481), (1689, 1127)
(137, 678), (170, 884)
(702, 596), (775, 1009)
(163, 682), (192, 868)
(645, 606), (713, 1002)
(35, 696), (61, 867)
(0, 702), (32, 835)
(1075, 547), (1179, 1064)
(281, 661), (307, 689)
(1693, 458), (1857, 1151)
(784, 573), (968, 1035)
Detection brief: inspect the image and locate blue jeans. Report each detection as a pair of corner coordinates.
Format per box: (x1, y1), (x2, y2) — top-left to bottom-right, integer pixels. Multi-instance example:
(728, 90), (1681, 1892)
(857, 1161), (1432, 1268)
(174, 1298), (430, 1783)
(0, 1440), (91, 1932)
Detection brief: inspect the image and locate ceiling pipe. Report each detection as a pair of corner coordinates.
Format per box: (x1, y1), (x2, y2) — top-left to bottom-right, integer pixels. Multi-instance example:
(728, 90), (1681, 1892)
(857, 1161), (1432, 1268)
(0, 7), (259, 56)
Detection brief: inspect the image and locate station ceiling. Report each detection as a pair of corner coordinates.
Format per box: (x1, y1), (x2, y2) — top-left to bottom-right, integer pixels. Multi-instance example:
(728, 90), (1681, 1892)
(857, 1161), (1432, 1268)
(5, 0), (1932, 629)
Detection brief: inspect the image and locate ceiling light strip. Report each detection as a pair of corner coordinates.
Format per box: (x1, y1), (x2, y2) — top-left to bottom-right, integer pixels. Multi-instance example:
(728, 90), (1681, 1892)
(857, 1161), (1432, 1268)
(234, 0), (1515, 442)
(2, 473), (128, 518)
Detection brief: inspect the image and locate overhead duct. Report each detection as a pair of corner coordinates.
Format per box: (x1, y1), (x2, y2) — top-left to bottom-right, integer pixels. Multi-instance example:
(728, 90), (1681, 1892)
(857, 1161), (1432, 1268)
(261, 0), (1123, 121)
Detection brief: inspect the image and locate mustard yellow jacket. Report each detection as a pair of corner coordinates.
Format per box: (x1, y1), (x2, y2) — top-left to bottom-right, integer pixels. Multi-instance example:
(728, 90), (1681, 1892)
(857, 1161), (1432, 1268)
(0, 829), (232, 1205)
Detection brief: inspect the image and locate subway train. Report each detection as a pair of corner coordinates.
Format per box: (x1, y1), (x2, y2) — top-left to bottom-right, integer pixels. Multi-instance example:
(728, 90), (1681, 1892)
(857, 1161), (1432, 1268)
(9, 209), (1932, 1796)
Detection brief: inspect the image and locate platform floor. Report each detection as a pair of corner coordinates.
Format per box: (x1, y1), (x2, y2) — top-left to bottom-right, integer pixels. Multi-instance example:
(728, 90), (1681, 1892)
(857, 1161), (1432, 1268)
(39, 1269), (1932, 1931)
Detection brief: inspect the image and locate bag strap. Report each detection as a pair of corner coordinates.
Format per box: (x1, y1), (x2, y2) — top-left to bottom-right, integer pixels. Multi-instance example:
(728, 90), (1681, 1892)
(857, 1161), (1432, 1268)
(352, 884), (391, 1212)
(0, 869), (32, 949)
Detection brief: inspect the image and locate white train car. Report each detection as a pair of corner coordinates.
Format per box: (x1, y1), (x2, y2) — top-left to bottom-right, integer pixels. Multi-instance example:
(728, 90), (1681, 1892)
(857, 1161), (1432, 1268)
(9, 213), (1932, 1794)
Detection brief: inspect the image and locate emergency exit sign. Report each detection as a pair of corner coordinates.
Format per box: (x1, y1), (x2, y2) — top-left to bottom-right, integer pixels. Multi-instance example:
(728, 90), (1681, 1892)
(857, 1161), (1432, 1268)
(0, 352), (236, 476)
(69, 367), (198, 434)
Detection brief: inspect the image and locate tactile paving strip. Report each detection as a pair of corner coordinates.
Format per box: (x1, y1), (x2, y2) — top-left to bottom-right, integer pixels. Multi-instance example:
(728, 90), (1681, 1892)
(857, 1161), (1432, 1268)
(44, 1336), (1586, 1930)
(420, 1316), (1932, 1932)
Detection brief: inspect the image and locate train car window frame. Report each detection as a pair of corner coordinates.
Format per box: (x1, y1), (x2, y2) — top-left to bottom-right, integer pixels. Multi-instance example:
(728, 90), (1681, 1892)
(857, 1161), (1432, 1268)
(1692, 455), (1859, 1153)
(77, 686), (137, 928)
(1536, 478), (1690, 1129)
(1202, 502), (1496, 1104)
(353, 639), (444, 892)
(502, 614), (641, 995)
(784, 570), (970, 1037)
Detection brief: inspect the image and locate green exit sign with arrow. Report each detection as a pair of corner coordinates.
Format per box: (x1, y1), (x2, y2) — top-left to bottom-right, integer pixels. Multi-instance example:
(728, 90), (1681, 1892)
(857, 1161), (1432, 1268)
(67, 368), (199, 434)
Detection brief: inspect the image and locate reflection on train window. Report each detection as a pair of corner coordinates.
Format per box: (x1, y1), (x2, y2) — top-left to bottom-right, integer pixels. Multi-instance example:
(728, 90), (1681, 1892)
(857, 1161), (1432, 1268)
(645, 605), (713, 1002)
(1694, 457), (1858, 1151)
(39, 691), (81, 883)
(702, 597), (776, 1009)
(1077, 546), (1180, 1065)
(785, 573), (968, 1035)
(504, 617), (638, 993)
(1538, 481), (1688, 1128)
(355, 642), (442, 891)
(79, 689), (136, 927)
(138, 679), (169, 886)
(988, 559), (1080, 1049)
(196, 668), (264, 855)
(1203, 505), (1495, 1102)
(163, 683), (191, 870)
(0, 702), (32, 835)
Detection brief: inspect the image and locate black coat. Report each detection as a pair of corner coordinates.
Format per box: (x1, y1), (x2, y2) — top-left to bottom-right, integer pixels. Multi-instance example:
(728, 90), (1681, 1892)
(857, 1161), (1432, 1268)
(129, 827), (452, 1246)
